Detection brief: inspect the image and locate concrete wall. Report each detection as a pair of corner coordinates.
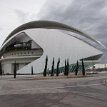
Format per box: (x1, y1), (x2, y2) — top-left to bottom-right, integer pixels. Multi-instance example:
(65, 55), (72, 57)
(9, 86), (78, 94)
(2, 63), (29, 74)
(2, 63), (12, 74)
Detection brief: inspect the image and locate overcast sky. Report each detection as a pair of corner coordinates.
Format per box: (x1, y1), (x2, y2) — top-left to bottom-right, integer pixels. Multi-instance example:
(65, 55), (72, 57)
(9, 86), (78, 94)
(0, 0), (47, 45)
(0, 0), (107, 62)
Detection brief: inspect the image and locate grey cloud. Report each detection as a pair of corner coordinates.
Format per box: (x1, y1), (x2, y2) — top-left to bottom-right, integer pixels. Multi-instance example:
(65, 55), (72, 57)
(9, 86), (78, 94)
(38, 0), (107, 35)
(15, 9), (29, 23)
(14, 9), (37, 23)
(37, 0), (107, 63)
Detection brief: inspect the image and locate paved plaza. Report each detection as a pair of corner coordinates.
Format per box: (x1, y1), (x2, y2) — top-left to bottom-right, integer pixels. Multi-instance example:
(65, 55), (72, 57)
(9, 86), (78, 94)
(0, 74), (107, 107)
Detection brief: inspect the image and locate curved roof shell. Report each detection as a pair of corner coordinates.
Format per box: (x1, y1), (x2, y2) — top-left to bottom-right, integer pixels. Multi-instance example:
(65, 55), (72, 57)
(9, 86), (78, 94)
(2, 20), (103, 47)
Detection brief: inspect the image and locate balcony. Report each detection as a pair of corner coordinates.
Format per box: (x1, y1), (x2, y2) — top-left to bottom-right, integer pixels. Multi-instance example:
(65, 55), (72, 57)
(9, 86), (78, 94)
(5, 40), (32, 52)
(2, 49), (43, 58)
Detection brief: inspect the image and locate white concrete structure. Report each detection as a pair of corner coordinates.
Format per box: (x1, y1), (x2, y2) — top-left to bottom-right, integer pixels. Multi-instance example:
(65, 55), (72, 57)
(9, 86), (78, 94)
(0, 20), (104, 74)
(92, 64), (107, 69)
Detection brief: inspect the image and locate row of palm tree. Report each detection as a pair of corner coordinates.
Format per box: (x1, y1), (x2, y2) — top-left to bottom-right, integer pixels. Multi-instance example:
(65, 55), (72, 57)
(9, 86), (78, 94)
(43, 56), (85, 77)
(75, 59), (85, 76)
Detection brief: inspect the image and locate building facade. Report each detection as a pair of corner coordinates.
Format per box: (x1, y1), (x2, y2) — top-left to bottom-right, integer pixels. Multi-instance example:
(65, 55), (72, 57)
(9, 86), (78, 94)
(0, 20), (104, 74)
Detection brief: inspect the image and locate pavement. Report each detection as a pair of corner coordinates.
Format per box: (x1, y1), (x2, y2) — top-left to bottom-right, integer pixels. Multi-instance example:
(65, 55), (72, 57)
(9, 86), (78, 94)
(0, 74), (107, 107)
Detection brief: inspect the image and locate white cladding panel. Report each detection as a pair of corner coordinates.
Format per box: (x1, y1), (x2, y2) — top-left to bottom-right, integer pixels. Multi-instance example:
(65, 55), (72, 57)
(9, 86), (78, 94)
(2, 64), (12, 74)
(16, 29), (102, 73)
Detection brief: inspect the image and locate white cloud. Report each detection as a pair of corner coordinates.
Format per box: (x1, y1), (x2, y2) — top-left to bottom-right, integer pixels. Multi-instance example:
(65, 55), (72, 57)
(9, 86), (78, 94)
(0, 0), (47, 46)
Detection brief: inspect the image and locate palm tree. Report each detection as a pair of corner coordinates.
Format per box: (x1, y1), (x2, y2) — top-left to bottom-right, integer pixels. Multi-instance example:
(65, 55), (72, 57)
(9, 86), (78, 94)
(82, 59), (85, 76)
(66, 59), (69, 76)
(64, 59), (69, 76)
(56, 58), (60, 76)
(0, 62), (2, 75)
(51, 58), (54, 76)
(64, 59), (67, 75)
(14, 62), (16, 78)
(75, 60), (79, 75)
(43, 56), (48, 77)
(31, 66), (33, 75)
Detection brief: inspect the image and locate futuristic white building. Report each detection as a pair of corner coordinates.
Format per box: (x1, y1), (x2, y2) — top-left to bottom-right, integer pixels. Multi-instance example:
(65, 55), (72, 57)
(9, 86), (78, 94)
(0, 20), (104, 74)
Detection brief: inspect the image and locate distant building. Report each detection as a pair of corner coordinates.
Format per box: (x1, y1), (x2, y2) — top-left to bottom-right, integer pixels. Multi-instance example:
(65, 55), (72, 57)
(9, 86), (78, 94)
(0, 20), (104, 74)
